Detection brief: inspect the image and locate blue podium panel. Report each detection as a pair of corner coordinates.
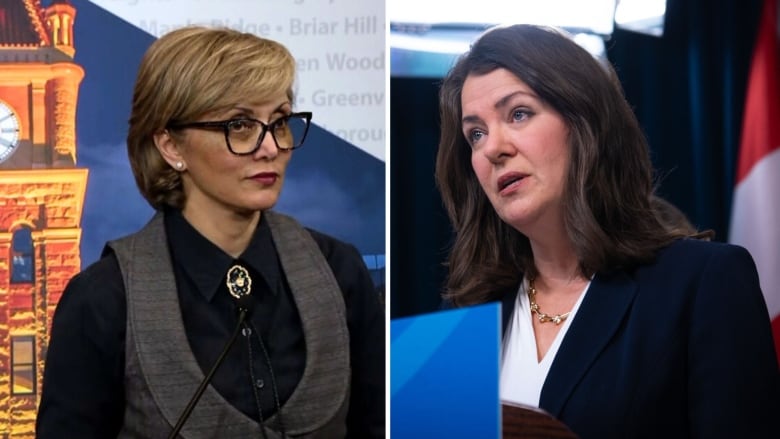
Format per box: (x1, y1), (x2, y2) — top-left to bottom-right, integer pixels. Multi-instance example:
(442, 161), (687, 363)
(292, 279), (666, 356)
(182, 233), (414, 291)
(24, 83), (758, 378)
(391, 303), (501, 438)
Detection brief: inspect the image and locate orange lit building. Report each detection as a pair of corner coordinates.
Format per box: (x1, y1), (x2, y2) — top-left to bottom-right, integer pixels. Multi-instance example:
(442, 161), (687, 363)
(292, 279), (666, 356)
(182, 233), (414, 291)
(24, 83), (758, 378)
(0, 0), (86, 436)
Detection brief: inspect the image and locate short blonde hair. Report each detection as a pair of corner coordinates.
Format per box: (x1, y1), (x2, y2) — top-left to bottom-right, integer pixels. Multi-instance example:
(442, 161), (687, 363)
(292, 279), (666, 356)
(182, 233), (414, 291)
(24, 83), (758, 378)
(127, 26), (296, 209)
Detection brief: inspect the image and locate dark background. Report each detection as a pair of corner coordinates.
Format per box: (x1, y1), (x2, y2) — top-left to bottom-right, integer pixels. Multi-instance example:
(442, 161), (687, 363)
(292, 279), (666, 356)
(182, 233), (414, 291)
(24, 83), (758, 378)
(390, 0), (764, 318)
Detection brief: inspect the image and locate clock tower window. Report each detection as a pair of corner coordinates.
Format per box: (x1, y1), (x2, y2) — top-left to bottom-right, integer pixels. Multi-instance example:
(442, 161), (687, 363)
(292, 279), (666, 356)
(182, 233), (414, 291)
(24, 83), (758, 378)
(11, 336), (36, 395)
(10, 227), (34, 284)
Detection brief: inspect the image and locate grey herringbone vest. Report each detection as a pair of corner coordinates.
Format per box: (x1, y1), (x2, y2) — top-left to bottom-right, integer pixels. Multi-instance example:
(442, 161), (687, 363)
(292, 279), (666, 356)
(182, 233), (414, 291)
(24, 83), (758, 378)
(109, 211), (350, 438)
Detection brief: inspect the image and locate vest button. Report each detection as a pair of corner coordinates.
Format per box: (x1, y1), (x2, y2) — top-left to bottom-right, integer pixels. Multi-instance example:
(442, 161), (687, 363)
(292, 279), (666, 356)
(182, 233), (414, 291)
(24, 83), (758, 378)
(255, 379), (265, 389)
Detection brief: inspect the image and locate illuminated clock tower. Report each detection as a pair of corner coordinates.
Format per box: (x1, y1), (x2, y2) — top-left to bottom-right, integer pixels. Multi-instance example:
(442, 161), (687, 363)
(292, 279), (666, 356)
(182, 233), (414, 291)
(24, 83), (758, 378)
(0, 0), (86, 436)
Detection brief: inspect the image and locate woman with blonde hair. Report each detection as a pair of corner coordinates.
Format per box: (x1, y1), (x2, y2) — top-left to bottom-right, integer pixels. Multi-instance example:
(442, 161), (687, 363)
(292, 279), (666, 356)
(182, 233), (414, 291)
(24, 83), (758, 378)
(37, 26), (384, 438)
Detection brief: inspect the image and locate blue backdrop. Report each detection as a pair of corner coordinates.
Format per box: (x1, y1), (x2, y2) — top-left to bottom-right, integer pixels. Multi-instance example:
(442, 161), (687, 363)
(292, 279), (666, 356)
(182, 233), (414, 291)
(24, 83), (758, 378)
(67, 0), (385, 285)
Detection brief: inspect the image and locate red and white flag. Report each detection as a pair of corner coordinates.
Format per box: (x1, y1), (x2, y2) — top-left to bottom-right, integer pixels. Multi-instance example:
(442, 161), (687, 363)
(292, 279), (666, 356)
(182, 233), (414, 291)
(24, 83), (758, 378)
(729, 0), (780, 364)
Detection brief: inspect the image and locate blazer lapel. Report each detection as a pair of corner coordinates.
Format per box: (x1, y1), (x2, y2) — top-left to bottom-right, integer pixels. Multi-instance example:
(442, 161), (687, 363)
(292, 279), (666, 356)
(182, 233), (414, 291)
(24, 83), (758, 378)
(539, 271), (637, 416)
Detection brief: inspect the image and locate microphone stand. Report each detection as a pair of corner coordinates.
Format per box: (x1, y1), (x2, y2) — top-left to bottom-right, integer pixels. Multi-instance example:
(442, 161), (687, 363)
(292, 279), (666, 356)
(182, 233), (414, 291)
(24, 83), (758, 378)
(167, 307), (250, 439)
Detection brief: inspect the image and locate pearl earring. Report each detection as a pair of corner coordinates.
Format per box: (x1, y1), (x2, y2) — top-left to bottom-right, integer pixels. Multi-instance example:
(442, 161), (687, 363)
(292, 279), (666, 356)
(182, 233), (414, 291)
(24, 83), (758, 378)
(175, 161), (183, 169)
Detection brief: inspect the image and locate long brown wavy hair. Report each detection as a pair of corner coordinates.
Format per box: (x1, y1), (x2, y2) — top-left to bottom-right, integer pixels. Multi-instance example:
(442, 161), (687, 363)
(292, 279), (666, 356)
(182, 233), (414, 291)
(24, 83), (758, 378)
(435, 25), (690, 307)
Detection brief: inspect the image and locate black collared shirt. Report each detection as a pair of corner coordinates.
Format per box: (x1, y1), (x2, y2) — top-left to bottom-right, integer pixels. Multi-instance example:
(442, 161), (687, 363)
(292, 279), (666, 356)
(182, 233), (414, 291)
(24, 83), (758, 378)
(168, 209), (304, 424)
(36, 210), (385, 438)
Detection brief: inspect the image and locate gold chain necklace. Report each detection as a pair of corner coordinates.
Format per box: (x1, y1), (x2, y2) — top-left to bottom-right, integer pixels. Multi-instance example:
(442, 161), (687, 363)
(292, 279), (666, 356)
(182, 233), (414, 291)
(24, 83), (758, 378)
(528, 277), (571, 325)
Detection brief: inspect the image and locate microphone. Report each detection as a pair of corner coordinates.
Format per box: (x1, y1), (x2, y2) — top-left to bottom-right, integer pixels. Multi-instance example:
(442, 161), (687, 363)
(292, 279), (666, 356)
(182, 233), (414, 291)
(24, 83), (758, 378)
(168, 265), (255, 439)
(234, 294), (255, 316)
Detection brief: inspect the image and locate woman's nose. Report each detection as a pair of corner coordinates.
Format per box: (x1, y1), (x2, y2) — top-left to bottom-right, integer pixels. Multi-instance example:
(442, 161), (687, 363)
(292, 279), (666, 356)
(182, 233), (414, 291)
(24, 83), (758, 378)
(253, 128), (280, 160)
(482, 125), (515, 163)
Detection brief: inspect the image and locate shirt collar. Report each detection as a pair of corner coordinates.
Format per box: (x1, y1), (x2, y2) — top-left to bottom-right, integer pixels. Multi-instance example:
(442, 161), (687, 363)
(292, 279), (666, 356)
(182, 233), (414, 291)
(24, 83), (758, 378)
(164, 208), (282, 302)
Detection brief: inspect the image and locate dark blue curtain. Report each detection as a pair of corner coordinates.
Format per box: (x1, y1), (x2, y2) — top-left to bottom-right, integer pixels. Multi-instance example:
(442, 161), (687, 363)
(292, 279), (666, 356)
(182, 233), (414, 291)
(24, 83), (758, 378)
(390, 0), (764, 318)
(610, 0), (762, 238)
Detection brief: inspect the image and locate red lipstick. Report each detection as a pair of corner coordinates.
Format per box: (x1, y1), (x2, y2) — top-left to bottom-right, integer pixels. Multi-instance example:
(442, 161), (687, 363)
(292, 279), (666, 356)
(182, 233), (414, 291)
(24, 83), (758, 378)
(251, 172), (278, 185)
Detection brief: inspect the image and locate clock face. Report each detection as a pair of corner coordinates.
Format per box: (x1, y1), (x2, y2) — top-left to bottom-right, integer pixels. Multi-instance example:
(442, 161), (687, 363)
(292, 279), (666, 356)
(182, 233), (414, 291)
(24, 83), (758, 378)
(0, 101), (21, 163)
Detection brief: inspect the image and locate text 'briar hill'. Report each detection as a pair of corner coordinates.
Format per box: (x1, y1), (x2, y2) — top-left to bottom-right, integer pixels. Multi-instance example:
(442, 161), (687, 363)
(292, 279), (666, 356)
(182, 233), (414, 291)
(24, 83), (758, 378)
(139, 15), (381, 38)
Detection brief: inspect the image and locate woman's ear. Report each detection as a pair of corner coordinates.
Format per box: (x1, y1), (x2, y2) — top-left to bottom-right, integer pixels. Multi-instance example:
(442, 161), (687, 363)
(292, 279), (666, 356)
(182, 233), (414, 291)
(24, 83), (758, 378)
(154, 130), (185, 171)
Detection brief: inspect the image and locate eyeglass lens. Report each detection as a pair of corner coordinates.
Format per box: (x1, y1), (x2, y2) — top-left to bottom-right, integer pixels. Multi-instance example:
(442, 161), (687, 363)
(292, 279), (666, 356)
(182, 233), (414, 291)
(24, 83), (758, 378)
(227, 115), (308, 153)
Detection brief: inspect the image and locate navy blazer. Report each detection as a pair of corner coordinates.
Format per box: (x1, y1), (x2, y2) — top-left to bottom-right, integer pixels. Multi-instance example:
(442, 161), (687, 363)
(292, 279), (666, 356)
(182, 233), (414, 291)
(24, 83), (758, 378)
(499, 239), (780, 439)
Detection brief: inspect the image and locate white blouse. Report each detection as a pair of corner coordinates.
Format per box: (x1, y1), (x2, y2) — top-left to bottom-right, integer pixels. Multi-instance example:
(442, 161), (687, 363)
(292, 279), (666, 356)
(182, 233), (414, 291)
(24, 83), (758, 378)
(499, 277), (591, 407)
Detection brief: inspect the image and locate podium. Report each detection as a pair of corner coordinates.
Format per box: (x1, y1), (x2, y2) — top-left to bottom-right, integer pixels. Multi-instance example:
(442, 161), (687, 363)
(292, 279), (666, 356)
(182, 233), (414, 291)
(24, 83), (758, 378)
(391, 304), (580, 438)
(502, 403), (579, 438)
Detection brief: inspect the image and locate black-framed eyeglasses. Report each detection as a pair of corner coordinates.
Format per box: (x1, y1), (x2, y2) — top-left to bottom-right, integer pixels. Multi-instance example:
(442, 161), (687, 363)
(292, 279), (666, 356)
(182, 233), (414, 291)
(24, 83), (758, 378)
(167, 111), (312, 155)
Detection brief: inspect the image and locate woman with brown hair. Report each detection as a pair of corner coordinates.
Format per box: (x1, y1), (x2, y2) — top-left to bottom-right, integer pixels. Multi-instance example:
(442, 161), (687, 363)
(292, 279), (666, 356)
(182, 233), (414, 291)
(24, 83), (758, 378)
(37, 26), (384, 438)
(436, 24), (778, 438)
